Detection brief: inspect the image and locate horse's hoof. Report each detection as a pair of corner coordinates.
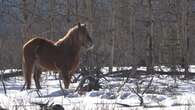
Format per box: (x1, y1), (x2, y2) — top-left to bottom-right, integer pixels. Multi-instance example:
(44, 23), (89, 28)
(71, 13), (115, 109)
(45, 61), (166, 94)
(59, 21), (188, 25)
(20, 88), (24, 91)
(36, 87), (42, 90)
(20, 87), (30, 91)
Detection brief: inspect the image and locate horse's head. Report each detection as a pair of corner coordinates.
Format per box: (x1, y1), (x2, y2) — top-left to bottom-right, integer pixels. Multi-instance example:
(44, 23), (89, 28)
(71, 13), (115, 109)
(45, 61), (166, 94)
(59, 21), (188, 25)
(77, 23), (94, 50)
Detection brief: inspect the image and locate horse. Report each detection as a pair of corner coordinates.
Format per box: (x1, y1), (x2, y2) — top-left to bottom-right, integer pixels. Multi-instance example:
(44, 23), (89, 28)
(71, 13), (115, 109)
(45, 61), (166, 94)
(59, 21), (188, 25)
(22, 23), (94, 90)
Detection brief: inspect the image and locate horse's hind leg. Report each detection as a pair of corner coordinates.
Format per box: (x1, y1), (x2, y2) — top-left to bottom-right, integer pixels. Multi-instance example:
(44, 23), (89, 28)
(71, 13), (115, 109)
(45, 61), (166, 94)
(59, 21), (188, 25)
(23, 60), (34, 89)
(33, 66), (42, 89)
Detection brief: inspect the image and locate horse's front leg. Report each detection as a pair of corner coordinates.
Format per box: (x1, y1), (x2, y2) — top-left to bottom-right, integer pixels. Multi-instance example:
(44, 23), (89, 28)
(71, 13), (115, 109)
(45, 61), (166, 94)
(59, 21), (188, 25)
(61, 71), (72, 89)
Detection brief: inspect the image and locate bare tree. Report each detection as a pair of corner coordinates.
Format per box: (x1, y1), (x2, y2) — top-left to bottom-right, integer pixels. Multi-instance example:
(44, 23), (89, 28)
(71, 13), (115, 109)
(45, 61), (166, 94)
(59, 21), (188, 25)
(146, 0), (154, 73)
(21, 0), (28, 42)
(48, 0), (55, 40)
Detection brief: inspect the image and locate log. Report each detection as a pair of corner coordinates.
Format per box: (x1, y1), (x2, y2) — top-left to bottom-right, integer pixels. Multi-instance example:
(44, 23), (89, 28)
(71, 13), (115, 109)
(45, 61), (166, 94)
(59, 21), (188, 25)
(0, 70), (22, 79)
(101, 69), (195, 78)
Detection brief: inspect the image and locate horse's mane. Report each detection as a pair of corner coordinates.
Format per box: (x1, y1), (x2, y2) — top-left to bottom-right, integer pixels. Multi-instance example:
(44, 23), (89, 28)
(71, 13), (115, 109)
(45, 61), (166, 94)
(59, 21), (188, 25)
(55, 25), (78, 46)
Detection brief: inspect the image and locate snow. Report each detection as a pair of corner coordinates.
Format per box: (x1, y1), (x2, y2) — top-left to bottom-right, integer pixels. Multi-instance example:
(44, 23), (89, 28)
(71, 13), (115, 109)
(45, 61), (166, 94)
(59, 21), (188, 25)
(1, 68), (195, 110)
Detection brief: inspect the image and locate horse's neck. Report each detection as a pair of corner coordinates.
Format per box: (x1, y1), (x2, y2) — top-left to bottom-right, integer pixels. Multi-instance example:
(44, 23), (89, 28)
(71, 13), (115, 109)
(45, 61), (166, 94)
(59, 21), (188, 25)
(55, 29), (76, 46)
(55, 32), (81, 55)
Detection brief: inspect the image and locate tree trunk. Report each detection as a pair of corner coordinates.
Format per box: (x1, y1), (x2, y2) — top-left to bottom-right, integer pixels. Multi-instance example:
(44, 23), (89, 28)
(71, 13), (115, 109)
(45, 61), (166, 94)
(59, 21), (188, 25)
(21, 0), (28, 43)
(147, 0), (154, 73)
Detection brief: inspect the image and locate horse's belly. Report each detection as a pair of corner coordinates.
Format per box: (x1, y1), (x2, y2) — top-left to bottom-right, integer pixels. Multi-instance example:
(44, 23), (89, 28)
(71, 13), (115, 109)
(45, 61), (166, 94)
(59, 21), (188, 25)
(37, 60), (58, 71)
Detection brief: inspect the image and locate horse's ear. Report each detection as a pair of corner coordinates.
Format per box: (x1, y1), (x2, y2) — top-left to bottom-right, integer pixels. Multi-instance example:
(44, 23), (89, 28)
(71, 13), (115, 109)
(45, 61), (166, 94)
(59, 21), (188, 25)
(78, 22), (81, 28)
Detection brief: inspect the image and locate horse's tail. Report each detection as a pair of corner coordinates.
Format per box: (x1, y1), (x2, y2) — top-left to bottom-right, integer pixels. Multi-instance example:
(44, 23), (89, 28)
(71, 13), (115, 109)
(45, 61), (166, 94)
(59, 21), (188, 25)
(21, 52), (27, 90)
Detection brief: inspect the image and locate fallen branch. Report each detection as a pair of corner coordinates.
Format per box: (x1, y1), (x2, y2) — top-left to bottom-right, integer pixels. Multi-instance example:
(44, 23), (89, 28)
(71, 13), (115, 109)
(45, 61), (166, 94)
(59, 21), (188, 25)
(31, 100), (64, 110)
(0, 70), (22, 79)
(101, 69), (195, 78)
(75, 75), (101, 92)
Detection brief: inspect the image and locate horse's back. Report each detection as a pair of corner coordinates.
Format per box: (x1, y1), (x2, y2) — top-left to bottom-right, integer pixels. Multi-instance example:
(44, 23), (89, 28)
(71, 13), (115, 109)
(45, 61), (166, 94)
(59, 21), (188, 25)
(23, 37), (54, 48)
(23, 37), (55, 61)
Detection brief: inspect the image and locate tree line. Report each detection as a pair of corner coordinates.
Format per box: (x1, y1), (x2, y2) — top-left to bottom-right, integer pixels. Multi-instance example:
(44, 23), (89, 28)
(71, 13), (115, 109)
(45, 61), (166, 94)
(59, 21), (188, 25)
(0, 0), (194, 73)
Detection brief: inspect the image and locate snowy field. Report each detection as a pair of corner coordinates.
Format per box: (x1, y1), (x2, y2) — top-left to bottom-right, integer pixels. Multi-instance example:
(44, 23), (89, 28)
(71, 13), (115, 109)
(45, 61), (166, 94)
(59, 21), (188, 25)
(1, 67), (195, 110)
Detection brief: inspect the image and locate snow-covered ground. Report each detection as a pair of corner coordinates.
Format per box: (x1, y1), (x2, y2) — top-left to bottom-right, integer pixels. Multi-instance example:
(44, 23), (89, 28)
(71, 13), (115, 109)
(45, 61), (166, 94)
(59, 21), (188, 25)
(1, 67), (195, 110)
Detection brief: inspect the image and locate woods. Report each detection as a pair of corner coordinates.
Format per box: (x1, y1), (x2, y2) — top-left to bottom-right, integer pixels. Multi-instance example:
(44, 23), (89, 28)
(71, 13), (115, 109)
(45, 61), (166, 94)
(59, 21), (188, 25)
(1, 1), (195, 109)
(0, 0), (195, 71)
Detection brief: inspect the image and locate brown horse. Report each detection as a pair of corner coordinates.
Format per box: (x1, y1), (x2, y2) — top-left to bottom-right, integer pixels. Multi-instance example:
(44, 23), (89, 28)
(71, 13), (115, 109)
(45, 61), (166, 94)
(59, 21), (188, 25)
(22, 23), (94, 90)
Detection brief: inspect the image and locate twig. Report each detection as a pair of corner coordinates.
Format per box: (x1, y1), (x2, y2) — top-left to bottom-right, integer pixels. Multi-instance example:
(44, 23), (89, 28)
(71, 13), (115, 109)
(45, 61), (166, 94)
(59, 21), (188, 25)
(115, 103), (131, 107)
(21, 82), (26, 91)
(35, 89), (42, 97)
(0, 70), (7, 95)
(59, 79), (66, 97)
(131, 88), (144, 106)
(142, 76), (154, 95)
(127, 76), (154, 106)
(117, 66), (137, 92)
